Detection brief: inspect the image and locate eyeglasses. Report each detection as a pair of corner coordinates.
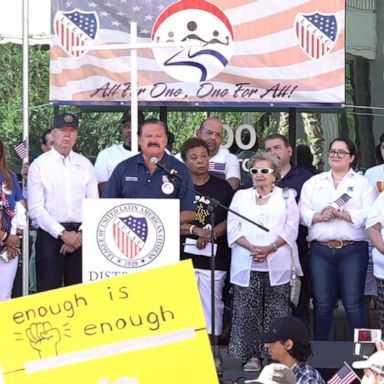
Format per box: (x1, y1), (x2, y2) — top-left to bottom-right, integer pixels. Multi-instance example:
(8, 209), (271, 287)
(328, 150), (351, 158)
(249, 167), (274, 175)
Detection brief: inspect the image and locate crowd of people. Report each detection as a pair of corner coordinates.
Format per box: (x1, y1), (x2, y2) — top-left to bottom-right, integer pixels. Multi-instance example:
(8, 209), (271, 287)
(1, 110), (384, 381)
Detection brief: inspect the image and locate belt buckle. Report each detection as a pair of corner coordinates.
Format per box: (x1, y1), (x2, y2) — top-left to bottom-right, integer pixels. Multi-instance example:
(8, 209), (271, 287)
(331, 240), (343, 249)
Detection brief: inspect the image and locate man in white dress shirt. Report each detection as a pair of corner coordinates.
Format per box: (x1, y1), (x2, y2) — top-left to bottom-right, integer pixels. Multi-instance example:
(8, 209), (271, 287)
(196, 117), (241, 190)
(94, 109), (145, 193)
(28, 113), (99, 292)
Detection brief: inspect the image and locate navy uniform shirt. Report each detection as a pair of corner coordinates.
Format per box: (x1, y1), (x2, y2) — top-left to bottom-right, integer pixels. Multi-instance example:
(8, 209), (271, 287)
(277, 166), (312, 202)
(102, 152), (195, 212)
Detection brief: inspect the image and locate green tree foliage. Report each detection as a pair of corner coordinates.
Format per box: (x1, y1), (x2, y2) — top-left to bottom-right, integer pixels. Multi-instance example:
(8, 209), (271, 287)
(0, 44), (53, 165)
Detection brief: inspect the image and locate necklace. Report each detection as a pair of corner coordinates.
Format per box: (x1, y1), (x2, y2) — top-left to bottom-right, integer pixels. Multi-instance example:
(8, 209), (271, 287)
(255, 186), (274, 200)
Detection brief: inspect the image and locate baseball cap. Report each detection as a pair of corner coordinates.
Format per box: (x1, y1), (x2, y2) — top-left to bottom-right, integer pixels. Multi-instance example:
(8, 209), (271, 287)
(260, 317), (311, 344)
(246, 363), (296, 384)
(120, 109), (145, 125)
(352, 351), (384, 375)
(53, 113), (79, 129)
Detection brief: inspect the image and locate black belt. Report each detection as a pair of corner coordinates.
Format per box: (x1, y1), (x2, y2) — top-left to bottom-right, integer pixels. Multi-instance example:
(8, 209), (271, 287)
(60, 222), (81, 231)
(315, 240), (355, 249)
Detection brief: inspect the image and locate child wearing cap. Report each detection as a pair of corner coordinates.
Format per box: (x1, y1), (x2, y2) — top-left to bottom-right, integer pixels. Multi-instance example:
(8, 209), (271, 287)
(261, 317), (325, 384)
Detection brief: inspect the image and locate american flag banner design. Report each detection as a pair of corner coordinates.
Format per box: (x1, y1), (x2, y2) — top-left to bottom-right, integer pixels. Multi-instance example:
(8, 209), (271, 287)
(113, 216), (148, 259)
(50, 0), (345, 107)
(327, 364), (358, 384)
(14, 139), (28, 160)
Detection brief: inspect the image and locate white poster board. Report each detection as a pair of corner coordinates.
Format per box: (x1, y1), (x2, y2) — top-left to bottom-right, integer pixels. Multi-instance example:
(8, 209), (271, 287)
(82, 199), (180, 282)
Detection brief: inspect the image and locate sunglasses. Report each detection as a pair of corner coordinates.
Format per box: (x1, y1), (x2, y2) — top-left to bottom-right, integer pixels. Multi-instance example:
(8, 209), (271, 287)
(249, 167), (274, 175)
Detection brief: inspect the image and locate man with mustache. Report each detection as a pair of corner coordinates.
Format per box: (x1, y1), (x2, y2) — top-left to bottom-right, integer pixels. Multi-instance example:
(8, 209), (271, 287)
(28, 113), (99, 292)
(102, 119), (195, 224)
(94, 109), (145, 194)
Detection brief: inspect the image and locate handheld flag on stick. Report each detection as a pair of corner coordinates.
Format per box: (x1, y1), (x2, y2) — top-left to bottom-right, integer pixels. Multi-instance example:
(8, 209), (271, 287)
(14, 139), (28, 160)
(328, 362), (360, 384)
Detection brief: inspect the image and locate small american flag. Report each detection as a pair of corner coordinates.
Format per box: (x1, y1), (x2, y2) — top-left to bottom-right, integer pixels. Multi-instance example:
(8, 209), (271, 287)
(328, 363), (359, 384)
(113, 216), (148, 259)
(333, 193), (352, 208)
(14, 139), (28, 160)
(208, 162), (225, 172)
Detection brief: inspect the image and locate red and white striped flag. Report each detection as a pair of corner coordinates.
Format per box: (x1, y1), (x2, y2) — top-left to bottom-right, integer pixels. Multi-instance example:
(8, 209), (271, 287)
(328, 363), (360, 384)
(50, 0), (345, 107)
(14, 139), (28, 160)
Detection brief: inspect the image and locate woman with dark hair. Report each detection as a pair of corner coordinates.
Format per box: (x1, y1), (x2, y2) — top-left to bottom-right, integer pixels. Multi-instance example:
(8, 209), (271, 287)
(0, 139), (26, 301)
(299, 138), (376, 340)
(227, 150), (302, 371)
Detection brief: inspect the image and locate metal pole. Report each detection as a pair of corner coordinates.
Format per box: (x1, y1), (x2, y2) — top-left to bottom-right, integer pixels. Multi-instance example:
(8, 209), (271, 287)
(130, 22), (138, 154)
(288, 108), (297, 153)
(22, 0), (30, 296)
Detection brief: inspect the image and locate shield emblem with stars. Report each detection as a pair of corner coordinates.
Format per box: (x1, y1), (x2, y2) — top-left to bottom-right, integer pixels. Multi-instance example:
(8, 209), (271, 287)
(113, 216), (148, 259)
(295, 12), (338, 60)
(54, 8), (98, 58)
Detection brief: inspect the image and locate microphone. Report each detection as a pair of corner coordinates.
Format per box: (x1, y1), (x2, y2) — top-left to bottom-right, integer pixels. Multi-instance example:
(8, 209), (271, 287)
(150, 157), (183, 180)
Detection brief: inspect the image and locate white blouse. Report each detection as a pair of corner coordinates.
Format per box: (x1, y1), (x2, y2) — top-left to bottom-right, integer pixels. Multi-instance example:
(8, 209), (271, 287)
(299, 169), (376, 242)
(227, 186), (302, 287)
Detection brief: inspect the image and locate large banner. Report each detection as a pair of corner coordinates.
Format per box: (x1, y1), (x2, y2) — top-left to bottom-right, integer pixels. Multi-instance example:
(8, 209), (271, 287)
(82, 199), (180, 283)
(0, 261), (218, 384)
(50, 0), (345, 107)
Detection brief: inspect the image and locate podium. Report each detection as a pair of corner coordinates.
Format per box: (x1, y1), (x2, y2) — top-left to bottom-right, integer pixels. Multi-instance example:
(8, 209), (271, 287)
(82, 199), (180, 282)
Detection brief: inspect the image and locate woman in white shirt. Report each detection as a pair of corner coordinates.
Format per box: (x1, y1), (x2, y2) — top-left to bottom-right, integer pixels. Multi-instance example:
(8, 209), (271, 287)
(299, 138), (376, 340)
(227, 151), (301, 371)
(366, 192), (384, 332)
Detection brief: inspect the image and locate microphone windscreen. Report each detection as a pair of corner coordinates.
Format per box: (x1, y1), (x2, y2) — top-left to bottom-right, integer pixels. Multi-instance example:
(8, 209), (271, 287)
(150, 157), (159, 165)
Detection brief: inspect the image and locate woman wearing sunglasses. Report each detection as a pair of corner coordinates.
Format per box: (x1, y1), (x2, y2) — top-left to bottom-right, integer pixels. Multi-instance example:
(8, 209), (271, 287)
(0, 139), (27, 301)
(227, 150), (302, 371)
(299, 137), (376, 340)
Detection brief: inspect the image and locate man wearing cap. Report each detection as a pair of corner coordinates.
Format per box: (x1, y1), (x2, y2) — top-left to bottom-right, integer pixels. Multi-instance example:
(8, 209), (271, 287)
(28, 113), (99, 292)
(103, 118), (195, 224)
(262, 316), (325, 384)
(94, 109), (145, 194)
(353, 350), (384, 384)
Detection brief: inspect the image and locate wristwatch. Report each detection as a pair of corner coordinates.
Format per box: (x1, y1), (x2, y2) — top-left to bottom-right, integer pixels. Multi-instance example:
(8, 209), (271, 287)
(58, 230), (65, 239)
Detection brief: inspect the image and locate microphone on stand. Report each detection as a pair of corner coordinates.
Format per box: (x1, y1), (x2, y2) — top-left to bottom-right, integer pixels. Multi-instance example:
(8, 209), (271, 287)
(150, 157), (183, 180)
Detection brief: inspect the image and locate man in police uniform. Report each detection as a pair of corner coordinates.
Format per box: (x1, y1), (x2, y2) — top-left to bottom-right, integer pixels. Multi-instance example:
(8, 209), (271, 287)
(28, 113), (99, 292)
(102, 118), (195, 224)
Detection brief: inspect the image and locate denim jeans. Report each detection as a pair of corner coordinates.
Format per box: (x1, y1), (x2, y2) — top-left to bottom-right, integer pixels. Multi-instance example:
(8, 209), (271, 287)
(309, 241), (368, 340)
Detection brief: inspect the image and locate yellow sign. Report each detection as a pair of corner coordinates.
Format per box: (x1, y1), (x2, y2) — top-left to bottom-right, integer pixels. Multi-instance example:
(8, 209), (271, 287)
(0, 260), (218, 384)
